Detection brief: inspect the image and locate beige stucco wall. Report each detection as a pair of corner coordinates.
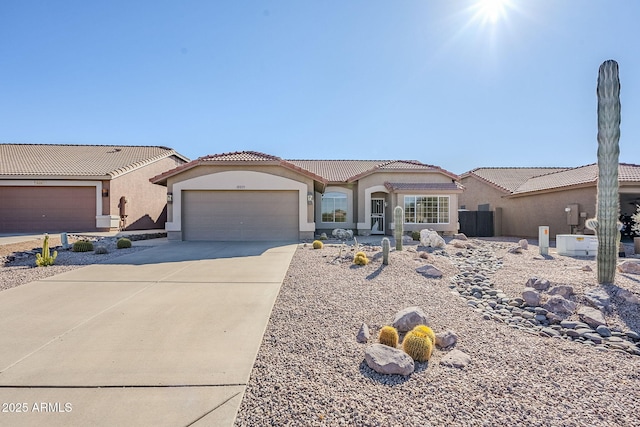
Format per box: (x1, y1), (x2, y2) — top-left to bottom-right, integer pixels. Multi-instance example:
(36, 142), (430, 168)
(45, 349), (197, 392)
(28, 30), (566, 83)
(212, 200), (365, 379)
(109, 156), (185, 230)
(458, 176), (508, 212)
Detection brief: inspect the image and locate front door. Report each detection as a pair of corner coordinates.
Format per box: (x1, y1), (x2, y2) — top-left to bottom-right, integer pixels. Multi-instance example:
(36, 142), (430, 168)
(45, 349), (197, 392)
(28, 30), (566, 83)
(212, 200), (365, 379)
(371, 199), (385, 234)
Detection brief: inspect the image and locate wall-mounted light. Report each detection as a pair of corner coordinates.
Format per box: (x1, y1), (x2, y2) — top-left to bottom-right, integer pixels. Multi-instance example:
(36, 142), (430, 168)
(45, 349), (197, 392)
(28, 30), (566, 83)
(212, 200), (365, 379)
(167, 193), (173, 203)
(307, 192), (314, 205)
(564, 207), (571, 213)
(102, 189), (109, 197)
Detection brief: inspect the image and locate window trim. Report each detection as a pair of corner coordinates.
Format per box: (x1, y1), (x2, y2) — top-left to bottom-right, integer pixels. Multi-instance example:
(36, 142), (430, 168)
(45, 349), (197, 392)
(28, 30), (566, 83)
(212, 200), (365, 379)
(403, 195), (450, 224)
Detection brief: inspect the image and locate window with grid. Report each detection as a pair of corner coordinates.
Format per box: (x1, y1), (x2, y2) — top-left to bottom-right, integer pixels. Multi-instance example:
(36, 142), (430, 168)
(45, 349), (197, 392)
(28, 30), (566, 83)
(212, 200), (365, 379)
(404, 196), (449, 224)
(321, 192), (348, 223)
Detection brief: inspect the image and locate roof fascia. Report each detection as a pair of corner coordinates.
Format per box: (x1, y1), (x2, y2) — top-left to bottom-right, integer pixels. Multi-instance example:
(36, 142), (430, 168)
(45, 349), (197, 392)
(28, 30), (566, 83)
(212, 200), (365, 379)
(506, 182), (595, 198)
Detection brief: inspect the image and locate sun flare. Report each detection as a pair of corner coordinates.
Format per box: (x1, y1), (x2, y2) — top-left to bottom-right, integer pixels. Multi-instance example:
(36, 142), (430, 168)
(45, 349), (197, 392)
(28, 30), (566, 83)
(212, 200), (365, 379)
(475, 0), (512, 24)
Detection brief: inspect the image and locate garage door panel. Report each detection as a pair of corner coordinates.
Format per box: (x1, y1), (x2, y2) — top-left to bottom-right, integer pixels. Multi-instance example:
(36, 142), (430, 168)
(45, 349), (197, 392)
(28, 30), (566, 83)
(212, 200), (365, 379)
(182, 190), (299, 241)
(0, 186), (96, 233)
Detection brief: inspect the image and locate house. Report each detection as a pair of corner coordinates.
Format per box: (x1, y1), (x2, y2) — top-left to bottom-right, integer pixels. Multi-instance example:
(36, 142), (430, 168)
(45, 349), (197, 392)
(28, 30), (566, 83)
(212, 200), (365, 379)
(459, 164), (640, 238)
(150, 151), (463, 241)
(0, 144), (189, 233)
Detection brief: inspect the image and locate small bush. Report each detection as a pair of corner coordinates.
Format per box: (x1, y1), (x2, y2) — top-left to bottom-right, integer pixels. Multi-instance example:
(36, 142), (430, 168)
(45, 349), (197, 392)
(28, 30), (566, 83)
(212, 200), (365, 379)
(412, 231), (421, 241)
(72, 240), (94, 252)
(94, 245), (109, 254)
(312, 240), (324, 249)
(117, 238), (132, 249)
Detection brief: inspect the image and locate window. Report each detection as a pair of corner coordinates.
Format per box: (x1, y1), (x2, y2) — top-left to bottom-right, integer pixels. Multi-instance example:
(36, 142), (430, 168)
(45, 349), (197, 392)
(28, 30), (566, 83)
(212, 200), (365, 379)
(321, 192), (347, 223)
(404, 196), (449, 224)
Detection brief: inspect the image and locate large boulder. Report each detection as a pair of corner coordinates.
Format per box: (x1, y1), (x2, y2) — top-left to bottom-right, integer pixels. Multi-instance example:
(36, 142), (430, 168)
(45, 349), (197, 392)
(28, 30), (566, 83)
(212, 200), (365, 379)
(392, 306), (429, 332)
(420, 229), (446, 249)
(577, 306), (607, 328)
(519, 239), (529, 250)
(332, 228), (354, 240)
(364, 344), (414, 376)
(617, 289), (640, 304)
(453, 233), (468, 241)
(542, 295), (577, 316)
(522, 288), (541, 306)
(439, 349), (471, 368)
(618, 261), (640, 274)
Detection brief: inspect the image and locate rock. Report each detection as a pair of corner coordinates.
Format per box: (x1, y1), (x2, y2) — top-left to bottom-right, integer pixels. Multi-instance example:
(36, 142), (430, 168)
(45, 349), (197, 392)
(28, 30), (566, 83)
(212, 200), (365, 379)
(332, 228), (354, 240)
(525, 277), (551, 291)
(508, 246), (522, 254)
(420, 229), (446, 249)
(618, 261), (640, 274)
(439, 349), (471, 368)
(548, 285), (574, 298)
(522, 288), (541, 306)
(392, 306), (429, 332)
(617, 289), (640, 304)
(453, 233), (468, 241)
(582, 265), (593, 272)
(596, 325), (612, 337)
(415, 265), (443, 279)
(540, 327), (561, 337)
(584, 288), (611, 311)
(357, 323), (370, 343)
(518, 239), (529, 250)
(364, 344), (414, 376)
(402, 235), (413, 244)
(578, 306), (607, 328)
(435, 330), (458, 348)
(560, 320), (581, 329)
(542, 295), (577, 316)
(452, 240), (468, 249)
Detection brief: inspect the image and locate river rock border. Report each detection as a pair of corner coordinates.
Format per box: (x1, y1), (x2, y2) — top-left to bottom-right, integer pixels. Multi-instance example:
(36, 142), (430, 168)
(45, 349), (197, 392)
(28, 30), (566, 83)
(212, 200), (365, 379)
(448, 242), (640, 356)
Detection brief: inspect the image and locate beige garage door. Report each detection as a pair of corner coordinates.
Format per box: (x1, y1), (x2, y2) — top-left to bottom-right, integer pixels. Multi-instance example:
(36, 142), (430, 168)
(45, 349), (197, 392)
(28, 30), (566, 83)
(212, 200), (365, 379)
(182, 190), (299, 241)
(0, 186), (96, 233)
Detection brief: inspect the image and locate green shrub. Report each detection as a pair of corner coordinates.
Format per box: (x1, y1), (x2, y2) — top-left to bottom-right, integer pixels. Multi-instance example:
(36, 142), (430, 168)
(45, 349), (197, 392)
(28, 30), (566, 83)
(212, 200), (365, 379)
(72, 240), (94, 252)
(312, 240), (324, 249)
(117, 238), (132, 249)
(411, 231), (421, 241)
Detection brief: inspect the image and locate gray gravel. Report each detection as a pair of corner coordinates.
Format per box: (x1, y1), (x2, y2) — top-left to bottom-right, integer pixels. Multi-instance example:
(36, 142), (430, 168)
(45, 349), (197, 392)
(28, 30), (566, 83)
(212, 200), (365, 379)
(235, 241), (640, 427)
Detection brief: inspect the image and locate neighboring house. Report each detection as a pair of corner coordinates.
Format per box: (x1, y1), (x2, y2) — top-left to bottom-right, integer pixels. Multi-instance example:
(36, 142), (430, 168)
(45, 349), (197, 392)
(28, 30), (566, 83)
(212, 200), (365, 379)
(150, 151), (463, 241)
(0, 144), (189, 233)
(459, 164), (640, 238)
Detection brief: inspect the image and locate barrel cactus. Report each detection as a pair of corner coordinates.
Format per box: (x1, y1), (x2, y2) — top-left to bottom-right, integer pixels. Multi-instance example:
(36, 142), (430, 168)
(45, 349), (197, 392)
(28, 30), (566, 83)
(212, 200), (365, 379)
(354, 251), (369, 265)
(394, 206), (404, 251)
(35, 234), (58, 267)
(587, 60), (621, 284)
(312, 240), (324, 249)
(381, 237), (390, 265)
(412, 325), (436, 346)
(72, 240), (94, 252)
(402, 330), (433, 362)
(117, 238), (132, 249)
(378, 326), (399, 348)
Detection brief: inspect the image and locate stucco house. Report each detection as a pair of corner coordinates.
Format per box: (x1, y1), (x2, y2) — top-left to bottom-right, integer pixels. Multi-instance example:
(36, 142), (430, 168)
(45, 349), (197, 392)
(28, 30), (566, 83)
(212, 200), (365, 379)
(459, 164), (640, 238)
(0, 144), (188, 233)
(150, 151), (463, 241)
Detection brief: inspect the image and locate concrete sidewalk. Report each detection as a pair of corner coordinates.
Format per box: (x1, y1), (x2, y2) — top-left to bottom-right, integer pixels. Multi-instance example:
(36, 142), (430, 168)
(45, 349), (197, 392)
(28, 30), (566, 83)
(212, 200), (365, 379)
(0, 241), (297, 426)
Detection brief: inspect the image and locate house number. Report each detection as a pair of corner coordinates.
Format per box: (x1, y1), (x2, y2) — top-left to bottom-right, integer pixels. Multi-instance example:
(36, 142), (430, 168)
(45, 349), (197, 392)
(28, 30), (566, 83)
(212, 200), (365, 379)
(236, 185), (245, 189)
(34, 181), (45, 185)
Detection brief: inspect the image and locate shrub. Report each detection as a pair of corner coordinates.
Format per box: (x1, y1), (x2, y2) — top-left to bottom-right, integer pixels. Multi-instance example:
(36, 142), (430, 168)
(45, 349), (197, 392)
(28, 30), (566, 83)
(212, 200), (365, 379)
(94, 245), (109, 254)
(312, 240), (324, 249)
(353, 251), (369, 265)
(402, 331), (433, 362)
(72, 240), (94, 252)
(117, 238), (132, 249)
(412, 231), (421, 241)
(378, 326), (399, 348)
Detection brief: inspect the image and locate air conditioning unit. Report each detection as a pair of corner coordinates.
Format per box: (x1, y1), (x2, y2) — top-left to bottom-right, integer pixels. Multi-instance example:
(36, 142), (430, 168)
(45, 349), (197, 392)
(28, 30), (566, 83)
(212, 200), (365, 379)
(556, 234), (598, 256)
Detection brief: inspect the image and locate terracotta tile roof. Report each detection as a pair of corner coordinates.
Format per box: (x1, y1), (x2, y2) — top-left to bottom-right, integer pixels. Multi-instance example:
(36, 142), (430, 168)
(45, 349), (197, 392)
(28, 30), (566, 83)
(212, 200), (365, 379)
(462, 167), (569, 193)
(199, 151), (281, 162)
(384, 182), (464, 192)
(286, 160), (388, 182)
(0, 144), (188, 178)
(511, 163), (640, 195)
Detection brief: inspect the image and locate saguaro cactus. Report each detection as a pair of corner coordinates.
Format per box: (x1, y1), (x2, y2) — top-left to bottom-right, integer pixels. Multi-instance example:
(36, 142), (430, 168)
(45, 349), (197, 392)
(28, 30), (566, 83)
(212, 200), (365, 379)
(589, 60), (621, 284)
(381, 237), (390, 265)
(394, 206), (404, 251)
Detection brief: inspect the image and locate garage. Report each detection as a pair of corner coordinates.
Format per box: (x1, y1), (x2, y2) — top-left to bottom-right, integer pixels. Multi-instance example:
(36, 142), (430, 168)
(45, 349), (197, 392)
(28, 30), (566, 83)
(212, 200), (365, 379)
(182, 190), (299, 241)
(0, 186), (96, 233)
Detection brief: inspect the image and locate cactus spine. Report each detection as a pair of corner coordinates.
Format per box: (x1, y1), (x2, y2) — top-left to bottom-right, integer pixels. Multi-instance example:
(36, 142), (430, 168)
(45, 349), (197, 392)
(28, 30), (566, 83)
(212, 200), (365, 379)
(402, 330), (433, 362)
(412, 325), (436, 347)
(381, 237), (390, 265)
(378, 326), (399, 348)
(35, 234), (58, 267)
(590, 60), (621, 284)
(394, 206), (404, 251)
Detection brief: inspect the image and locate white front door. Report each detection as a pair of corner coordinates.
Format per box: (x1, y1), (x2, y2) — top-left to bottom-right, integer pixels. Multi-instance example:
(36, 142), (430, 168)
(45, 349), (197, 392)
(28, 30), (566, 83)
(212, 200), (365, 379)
(371, 199), (385, 234)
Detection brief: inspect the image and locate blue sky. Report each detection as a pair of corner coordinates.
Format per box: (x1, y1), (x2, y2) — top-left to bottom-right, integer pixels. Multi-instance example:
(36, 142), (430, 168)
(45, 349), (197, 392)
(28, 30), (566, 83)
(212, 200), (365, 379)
(1, 0), (639, 175)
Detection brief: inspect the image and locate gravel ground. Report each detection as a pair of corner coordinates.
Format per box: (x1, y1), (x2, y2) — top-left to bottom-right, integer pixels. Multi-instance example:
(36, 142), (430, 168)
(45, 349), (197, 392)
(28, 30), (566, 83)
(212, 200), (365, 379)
(235, 239), (640, 427)
(0, 236), (151, 292)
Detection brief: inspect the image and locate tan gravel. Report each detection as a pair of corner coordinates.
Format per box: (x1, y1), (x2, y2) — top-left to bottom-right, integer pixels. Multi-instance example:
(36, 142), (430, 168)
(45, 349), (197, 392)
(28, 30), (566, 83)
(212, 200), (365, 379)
(235, 239), (640, 427)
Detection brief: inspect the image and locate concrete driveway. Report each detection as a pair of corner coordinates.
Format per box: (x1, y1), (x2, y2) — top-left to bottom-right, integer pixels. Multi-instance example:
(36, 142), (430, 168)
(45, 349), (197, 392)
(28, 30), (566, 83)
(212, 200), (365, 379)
(0, 241), (297, 426)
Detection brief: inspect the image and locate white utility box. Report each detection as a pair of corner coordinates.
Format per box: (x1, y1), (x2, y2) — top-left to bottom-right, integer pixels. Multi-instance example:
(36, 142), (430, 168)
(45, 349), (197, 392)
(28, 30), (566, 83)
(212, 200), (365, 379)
(556, 234), (598, 256)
